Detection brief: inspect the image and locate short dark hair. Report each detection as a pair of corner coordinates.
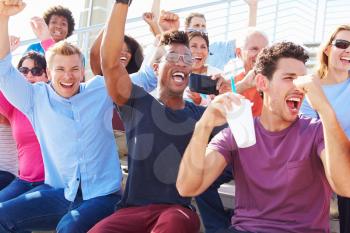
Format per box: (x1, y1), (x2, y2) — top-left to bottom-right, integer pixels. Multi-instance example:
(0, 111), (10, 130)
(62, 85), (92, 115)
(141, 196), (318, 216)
(43, 5), (75, 38)
(184, 13), (206, 29)
(254, 41), (309, 80)
(188, 31), (209, 49)
(124, 35), (144, 74)
(160, 31), (189, 47)
(17, 51), (47, 74)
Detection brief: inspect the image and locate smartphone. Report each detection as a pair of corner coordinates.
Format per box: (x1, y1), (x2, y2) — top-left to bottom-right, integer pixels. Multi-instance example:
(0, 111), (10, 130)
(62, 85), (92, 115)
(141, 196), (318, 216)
(189, 73), (219, 95)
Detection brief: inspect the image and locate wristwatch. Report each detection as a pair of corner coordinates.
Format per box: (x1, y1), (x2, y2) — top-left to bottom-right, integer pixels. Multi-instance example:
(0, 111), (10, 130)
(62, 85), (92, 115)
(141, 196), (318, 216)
(115, 0), (132, 6)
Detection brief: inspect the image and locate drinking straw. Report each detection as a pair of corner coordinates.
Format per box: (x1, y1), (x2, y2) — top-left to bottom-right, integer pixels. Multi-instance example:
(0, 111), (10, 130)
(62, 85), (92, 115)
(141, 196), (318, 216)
(230, 76), (237, 93)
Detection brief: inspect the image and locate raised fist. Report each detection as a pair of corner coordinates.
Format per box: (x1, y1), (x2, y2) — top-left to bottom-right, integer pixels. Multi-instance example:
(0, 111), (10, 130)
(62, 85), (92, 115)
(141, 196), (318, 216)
(143, 12), (156, 25)
(0, 0), (26, 16)
(158, 10), (179, 33)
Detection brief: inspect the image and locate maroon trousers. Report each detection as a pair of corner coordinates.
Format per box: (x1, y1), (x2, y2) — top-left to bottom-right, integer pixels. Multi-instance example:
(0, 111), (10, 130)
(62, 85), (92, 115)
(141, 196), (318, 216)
(89, 204), (200, 233)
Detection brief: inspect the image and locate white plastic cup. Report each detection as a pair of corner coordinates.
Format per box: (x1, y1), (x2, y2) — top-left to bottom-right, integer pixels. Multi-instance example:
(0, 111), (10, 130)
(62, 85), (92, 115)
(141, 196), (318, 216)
(226, 99), (256, 148)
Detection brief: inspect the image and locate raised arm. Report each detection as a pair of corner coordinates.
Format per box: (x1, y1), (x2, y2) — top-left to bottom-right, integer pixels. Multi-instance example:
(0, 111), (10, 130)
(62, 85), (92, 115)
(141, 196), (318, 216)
(294, 75), (350, 197)
(244, 0), (258, 27)
(90, 29), (104, 76)
(30, 16), (55, 51)
(142, 0), (161, 37)
(177, 93), (241, 196)
(0, 1), (34, 115)
(101, 1), (132, 105)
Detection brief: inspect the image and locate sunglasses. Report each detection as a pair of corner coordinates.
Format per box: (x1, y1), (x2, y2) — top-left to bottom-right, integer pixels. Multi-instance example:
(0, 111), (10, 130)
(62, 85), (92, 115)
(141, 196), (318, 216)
(18, 67), (44, 76)
(165, 53), (193, 65)
(331, 39), (350, 49)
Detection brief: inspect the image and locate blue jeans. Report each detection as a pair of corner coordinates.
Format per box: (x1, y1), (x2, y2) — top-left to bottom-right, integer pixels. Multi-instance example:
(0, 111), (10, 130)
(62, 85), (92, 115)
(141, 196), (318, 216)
(0, 184), (122, 233)
(196, 165), (233, 233)
(0, 177), (43, 203)
(0, 171), (15, 191)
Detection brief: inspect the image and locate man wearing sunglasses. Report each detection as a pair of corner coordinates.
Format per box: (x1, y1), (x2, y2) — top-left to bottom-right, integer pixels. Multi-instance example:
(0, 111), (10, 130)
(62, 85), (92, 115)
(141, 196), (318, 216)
(89, 1), (227, 232)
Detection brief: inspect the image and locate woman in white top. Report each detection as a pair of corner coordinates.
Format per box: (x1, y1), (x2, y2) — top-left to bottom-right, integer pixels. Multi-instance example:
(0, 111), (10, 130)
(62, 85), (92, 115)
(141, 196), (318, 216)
(186, 31), (223, 106)
(0, 114), (17, 190)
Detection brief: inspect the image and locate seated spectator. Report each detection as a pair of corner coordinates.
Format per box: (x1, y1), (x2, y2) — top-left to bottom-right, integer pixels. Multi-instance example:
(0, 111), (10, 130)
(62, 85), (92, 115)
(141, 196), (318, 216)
(232, 27), (268, 116)
(90, 31), (144, 76)
(0, 116), (17, 191)
(25, 5), (75, 55)
(183, 12), (234, 70)
(89, 2), (228, 232)
(300, 24), (350, 233)
(0, 2), (122, 232)
(112, 10), (233, 232)
(0, 51), (46, 203)
(177, 41), (350, 233)
(185, 31), (223, 106)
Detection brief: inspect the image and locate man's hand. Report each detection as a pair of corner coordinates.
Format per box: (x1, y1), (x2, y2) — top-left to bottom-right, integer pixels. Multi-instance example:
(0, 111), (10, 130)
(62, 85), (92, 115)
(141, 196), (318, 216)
(236, 69), (257, 93)
(294, 74), (329, 113)
(158, 10), (179, 33)
(30, 16), (51, 41)
(9, 35), (20, 51)
(186, 89), (202, 105)
(143, 12), (156, 25)
(211, 74), (231, 94)
(200, 92), (243, 129)
(0, 0), (26, 16)
(143, 12), (161, 36)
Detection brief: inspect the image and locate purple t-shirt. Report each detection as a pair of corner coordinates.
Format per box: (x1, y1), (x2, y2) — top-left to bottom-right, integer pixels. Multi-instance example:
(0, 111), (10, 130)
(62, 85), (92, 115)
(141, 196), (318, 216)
(208, 116), (331, 233)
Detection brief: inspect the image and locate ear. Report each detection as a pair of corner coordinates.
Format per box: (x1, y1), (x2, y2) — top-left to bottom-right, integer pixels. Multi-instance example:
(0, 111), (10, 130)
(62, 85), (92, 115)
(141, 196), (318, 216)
(255, 73), (269, 92)
(46, 67), (52, 81)
(236, 48), (242, 58)
(80, 67), (85, 82)
(152, 63), (159, 78)
(324, 45), (331, 57)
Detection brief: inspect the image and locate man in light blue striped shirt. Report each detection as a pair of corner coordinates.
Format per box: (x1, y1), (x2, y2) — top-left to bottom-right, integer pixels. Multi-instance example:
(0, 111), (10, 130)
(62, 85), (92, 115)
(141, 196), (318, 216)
(0, 1), (122, 232)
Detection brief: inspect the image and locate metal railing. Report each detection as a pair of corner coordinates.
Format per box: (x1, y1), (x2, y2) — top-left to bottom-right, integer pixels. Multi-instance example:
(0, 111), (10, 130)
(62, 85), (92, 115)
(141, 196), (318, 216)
(12, 0), (350, 78)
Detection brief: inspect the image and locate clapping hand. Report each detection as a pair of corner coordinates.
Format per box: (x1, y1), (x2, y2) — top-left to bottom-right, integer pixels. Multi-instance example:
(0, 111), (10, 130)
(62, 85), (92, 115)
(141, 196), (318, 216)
(30, 16), (51, 41)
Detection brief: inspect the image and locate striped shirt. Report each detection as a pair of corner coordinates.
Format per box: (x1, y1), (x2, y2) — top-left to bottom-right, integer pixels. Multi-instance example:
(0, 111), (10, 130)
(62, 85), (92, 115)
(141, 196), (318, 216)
(0, 124), (18, 175)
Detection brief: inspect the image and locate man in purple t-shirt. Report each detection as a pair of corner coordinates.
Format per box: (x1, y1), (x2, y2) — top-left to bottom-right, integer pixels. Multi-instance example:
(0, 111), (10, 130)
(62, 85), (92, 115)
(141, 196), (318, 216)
(177, 42), (350, 233)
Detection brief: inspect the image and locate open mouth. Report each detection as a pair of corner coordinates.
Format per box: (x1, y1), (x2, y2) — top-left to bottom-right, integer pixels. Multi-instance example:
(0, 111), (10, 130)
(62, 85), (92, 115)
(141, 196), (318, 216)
(60, 82), (74, 88)
(120, 56), (127, 62)
(53, 30), (62, 37)
(194, 56), (203, 62)
(171, 71), (185, 84)
(340, 56), (350, 64)
(286, 97), (302, 113)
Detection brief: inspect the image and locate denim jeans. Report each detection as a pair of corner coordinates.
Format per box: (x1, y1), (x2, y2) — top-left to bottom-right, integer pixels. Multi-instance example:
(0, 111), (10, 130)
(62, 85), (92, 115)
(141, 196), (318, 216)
(0, 171), (15, 191)
(0, 184), (122, 233)
(0, 177), (43, 202)
(196, 165), (233, 233)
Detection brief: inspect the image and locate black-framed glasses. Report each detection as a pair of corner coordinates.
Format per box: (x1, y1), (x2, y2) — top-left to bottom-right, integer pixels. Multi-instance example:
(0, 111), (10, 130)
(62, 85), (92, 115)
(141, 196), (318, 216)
(165, 53), (193, 65)
(18, 67), (44, 76)
(331, 39), (350, 49)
